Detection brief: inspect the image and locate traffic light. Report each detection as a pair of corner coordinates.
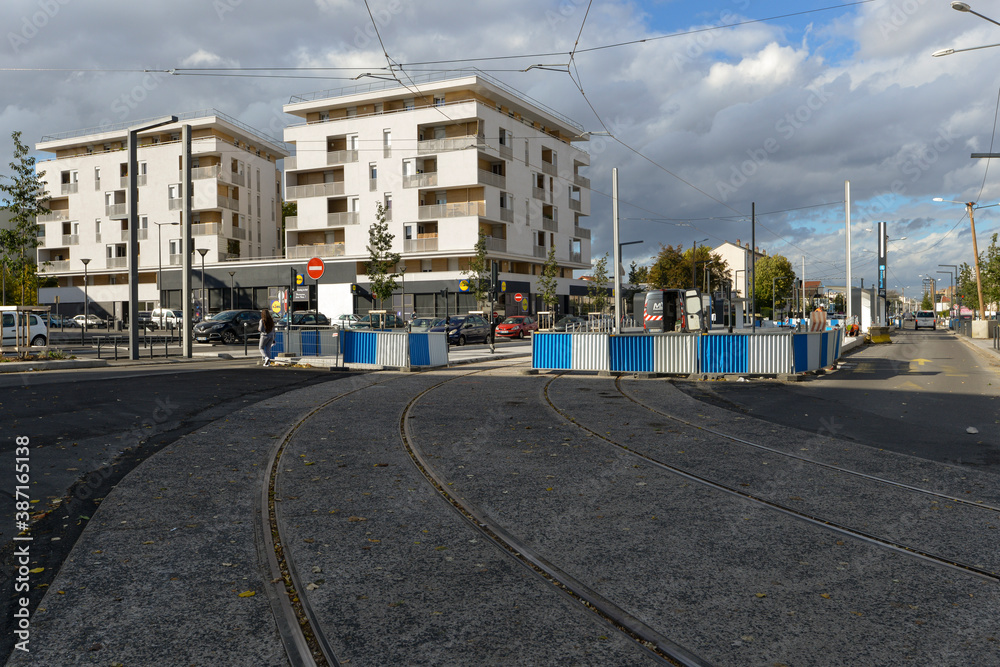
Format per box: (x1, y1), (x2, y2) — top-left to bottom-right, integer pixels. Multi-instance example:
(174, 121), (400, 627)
(490, 261), (499, 296)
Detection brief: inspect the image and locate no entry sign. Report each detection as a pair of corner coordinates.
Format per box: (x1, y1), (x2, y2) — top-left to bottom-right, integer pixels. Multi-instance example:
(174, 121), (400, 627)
(306, 257), (325, 280)
(514, 293), (523, 302)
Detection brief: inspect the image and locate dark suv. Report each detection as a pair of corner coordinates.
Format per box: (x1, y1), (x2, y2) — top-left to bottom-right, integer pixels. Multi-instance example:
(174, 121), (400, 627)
(429, 314), (490, 345)
(193, 309), (262, 344)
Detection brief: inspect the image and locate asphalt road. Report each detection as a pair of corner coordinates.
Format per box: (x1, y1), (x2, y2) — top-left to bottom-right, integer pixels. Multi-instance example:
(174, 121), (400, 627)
(678, 328), (1000, 472)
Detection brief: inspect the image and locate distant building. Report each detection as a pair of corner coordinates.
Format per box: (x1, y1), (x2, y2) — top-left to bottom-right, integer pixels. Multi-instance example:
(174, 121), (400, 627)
(711, 239), (767, 300)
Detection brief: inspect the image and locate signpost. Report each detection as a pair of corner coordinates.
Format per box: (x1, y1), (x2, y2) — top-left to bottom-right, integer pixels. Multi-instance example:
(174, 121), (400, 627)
(514, 293), (523, 303)
(306, 257), (325, 280)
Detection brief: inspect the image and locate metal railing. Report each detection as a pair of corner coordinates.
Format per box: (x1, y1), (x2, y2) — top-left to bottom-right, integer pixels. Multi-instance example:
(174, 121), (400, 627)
(417, 135), (480, 154)
(568, 198), (581, 212)
(541, 161), (557, 177)
(533, 245), (547, 258)
(60, 183), (78, 195)
(327, 211), (360, 226)
(573, 226), (591, 239)
(531, 187), (548, 202)
(106, 257), (127, 269)
(369, 177), (378, 191)
(327, 149), (358, 165)
(189, 165), (224, 181)
(192, 222), (223, 236)
(478, 169), (505, 189)
(498, 143), (513, 160)
(286, 243), (345, 259)
(61, 234), (79, 246)
(574, 173), (590, 188)
(231, 226), (247, 240)
(403, 172), (438, 188)
(404, 237), (439, 252)
(286, 181), (345, 199)
(230, 172), (246, 187)
(499, 207), (514, 223)
(106, 203), (127, 218)
(41, 260), (70, 272)
(168, 197), (183, 211)
(542, 217), (558, 232)
(38, 210), (69, 223)
(485, 236), (507, 253)
(418, 201), (484, 219)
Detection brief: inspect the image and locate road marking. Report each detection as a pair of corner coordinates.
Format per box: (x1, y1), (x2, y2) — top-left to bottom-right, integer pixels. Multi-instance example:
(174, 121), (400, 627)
(912, 358), (933, 366)
(898, 380), (924, 391)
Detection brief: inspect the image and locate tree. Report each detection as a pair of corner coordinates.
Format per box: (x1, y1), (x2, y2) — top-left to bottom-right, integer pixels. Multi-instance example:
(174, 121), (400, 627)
(537, 247), (559, 320)
(647, 244), (688, 289)
(365, 203), (400, 310)
(0, 130), (49, 305)
(957, 262), (976, 310)
(587, 253), (610, 314)
(463, 231), (490, 310)
(980, 233), (1000, 314)
(752, 254), (797, 317)
(647, 243), (728, 292)
(622, 260), (647, 315)
(920, 291), (933, 310)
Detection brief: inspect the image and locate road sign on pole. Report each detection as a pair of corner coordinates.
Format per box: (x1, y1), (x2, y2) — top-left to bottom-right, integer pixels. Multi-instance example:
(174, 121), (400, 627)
(307, 257), (325, 280)
(514, 293), (523, 302)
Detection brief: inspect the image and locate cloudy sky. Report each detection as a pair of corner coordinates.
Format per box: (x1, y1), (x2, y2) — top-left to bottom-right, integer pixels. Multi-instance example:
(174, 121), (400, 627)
(2, 0), (999, 295)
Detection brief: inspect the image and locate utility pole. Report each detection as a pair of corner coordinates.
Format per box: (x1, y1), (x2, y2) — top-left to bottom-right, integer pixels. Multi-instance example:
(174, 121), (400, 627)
(612, 168), (621, 335)
(802, 256), (807, 320)
(967, 202), (987, 320)
(751, 202), (756, 332)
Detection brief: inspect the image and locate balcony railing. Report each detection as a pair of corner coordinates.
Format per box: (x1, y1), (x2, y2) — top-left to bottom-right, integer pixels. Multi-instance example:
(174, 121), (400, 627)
(499, 208), (514, 223)
(327, 212), (360, 226)
(498, 143), (513, 161)
(485, 236), (507, 253)
(120, 230), (131, 242)
(41, 260), (70, 272)
(403, 172), (438, 188)
(573, 226), (591, 239)
(404, 236), (438, 252)
(541, 161), (557, 177)
(231, 226), (247, 240)
(478, 169), (505, 189)
(192, 222), (223, 236)
(230, 172), (246, 187)
(418, 201), (484, 219)
(286, 243), (345, 259)
(60, 183), (78, 195)
(533, 245), (547, 259)
(369, 178), (378, 192)
(168, 253), (182, 265)
(94, 179), (101, 190)
(568, 198), (581, 212)
(138, 229), (148, 240)
(542, 217), (558, 232)
(59, 234), (78, 246)
(117, 175), (144, 188)
(190, 165), (224, 181)
(286, 181), (345, 199)
(285, 216), (298, 229)
(106, 257), (127, 269)
(217, 195), (239, 210)
(417, 135), (479, 155)
(168, 197), (183, 211)
(383, 146), (391, 159)
(284, 156), (297, 170)
(574, 173), (590, 189)
(37, 210), (69, 223)
(106, 203), (127, 218)
(531, 187), (548, 202)
(384, 208), (392, 222)
(570, 251), (582, 264)
(95, 233), (101, 243)
(327, 149), (358, 165)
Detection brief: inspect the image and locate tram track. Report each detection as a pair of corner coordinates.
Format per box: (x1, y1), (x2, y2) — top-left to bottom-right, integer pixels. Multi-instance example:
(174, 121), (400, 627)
(539, 373), (1000, 584)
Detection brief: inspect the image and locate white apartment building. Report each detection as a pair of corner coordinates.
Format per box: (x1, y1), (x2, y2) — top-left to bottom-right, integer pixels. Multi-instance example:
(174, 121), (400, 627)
(282, 72), (593, 318)
(35, 110), (287, 320)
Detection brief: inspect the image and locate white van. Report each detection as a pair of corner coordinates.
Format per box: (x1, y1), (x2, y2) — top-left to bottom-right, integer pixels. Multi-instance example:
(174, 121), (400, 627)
(1, 312), (48, 346)
(149, 308), (184, 330)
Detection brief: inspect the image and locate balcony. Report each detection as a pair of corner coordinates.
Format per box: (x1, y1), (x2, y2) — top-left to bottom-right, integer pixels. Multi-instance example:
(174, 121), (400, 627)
(230, 172), (246, 187)
(169, 253), (182, 265)
(384, 208), (392, 222)
(106, 257), (127, 269)
(231, 226), (247, 240)
(404, 236), (438, 252)
(574, 173), (590, 189)
(120, 230), (131, 242)
(570, 251), (582, 264)
(533, 245), (547, 259)
(95, 233), (101, 243)
(60, 183), (78, 195)
(285, 216), (298, 229)
(37, 210), (69, 223)
(284, 156), (297, 171)
(417, 135), (479, 155)
(94, 179), (101, 191)
(106, 203), (127, 219)
(60, 234), (79, 246)
(369, 178), (378, 192)
(531, 187), (548, 202)
(327, 212), (360, 226)
(327, 149), (358, 165)
(41, 260), (70, 272)
(287, 243), (345, 259)
(217, 195), (239, 210)
(542, 217), (558, 232)
(403, 172), (438, 189)
(192, 222), (223, 236)
(541, 161), (558, 177)
(286, 181), (345, 199)
(499, 208), (514, 223)
(484, 236), (507, 253)
(478, 169), (505, 189)
(168, 197), (183, 211)
(418, 201), (484, 219)
(117, 175), (146, 188)
(568, 198), (581, 212)
(498, 143), (513, 161)
(189, 165), (224, 181)
(573, 226), (591, 240)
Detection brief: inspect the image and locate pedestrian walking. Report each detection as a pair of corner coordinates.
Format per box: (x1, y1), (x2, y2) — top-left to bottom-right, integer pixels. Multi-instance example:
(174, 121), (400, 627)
(259, 309), (275, 366)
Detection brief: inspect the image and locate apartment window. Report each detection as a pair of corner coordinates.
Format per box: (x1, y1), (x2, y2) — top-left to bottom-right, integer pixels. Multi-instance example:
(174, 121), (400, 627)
(347, 134), (359, 150)
(95, 219), (102, 241)
(383, 129), (391, 157)
(346, 106), (357, 117)
(349, 197), (360, 212)
(256, 195), (261, 215)
(94, 166), (101, 184)
(256, 169), (260, 191)
(433, 96), (445, 107)
(404, 225), (413, 240)
(404, 98), (415, 111)
(139, 216), (148, 232)
(167, 184), (180, 199)
(384, 193), (392, 210)
(421, 259), (432, 272)
(319, 110), (329, 121)
(500, 192), (510, 209)
(374, 103), (383, 114)
(169, 239), (181, 255)
(499, 128), (508, 146)
(369, 163), (377, 180)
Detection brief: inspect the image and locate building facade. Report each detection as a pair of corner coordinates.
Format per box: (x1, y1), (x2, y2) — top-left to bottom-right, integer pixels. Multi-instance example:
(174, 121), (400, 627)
(35, 110), (287, 321)
(282, 72), (593, 318)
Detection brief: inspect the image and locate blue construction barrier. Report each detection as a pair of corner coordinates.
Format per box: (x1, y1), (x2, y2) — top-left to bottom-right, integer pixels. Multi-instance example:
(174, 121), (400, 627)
(791, 329), (843, 373)
(340, 330), (448, 367)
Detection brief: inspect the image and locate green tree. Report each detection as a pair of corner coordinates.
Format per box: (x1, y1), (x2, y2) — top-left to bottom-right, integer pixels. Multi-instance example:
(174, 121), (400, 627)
(920, 291), (933, 310)
(463, 232), (490, 310)
(648, 243), (728, 292)
(752, 254), (797, 317)
(980, 233), (1000, 313)
(365, 203), (400, 310)
(647, 244), (688, 289)
(622, 260), (647, 315)
(0, 130), (49, 305)
(587, 253), (610, 313)
(537, 247), (559, 320)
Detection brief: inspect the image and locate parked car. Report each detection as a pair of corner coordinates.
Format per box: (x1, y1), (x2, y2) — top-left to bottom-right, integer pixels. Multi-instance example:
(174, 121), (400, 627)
(149, 308), (184, 330)
(355, 313), (405, 329)
(137, 311), (154, 329)
(193, 309), (262, 344)
(429, 314), (490, 345)
(48, 314), (79, 328)
(2, 311), (48, 346)
(73, 313), (105, 328)
(495, 315), (538, 339)
(334, 314), (361, 329)
(552, 315), (586, 332)
(409, 317), (442, 332)
(914, 310), (936, 330)
(278, 310), (331, 327)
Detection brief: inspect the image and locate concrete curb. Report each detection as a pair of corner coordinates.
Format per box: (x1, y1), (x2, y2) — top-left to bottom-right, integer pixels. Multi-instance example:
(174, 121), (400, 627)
(0, 358), (109, 373)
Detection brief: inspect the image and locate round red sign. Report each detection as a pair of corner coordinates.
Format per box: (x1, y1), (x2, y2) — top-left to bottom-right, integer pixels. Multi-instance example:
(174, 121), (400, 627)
(306, 257), (325, 280)
(514, 293), (523, 302)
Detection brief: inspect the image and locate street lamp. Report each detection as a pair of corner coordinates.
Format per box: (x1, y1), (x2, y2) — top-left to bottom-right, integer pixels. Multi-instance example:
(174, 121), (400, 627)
(398, 264), (407, 320)
(228, 271), (236, 309)
(197, 248), (209, 319)
(932, 2), (1000, 56)
(154, 221), (179, 308)
(933, 198), (998, 319)
(692, 238), (708, 290)
(81, 258), (90, 337)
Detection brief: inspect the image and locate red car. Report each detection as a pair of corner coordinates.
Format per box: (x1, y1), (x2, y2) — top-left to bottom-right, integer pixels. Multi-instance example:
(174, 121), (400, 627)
(495, 315), (538, 339)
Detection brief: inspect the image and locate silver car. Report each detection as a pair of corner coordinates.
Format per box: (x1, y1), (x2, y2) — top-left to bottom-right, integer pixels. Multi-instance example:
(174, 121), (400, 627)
(914, 310), (936, 330)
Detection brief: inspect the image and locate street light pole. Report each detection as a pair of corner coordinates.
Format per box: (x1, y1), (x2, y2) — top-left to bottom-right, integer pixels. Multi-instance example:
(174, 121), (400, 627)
(198, 248), (209, 319)
(399, 264), (406, 320)
(81, 258), (90, 340)
(692, 238), (708, 290)
(933, 198), (994, 319)
(154, 221), (179, 308)
(228, 271), (236, 309)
